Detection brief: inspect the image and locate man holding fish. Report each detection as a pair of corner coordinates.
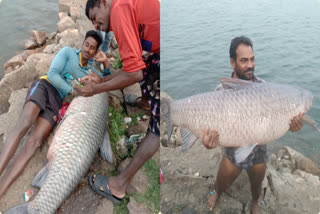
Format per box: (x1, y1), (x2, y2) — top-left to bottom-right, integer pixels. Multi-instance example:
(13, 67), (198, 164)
(203, 36), (304, 214)
(74, 0), (160, 204)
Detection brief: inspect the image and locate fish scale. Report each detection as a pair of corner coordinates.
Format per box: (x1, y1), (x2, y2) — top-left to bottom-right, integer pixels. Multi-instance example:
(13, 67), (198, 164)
(162, 79), (315, 150)
(27, 92), (110, 214)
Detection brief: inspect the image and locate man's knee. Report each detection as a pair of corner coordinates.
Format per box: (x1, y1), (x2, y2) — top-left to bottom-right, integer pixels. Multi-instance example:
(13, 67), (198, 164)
(25, 136), (43, 154)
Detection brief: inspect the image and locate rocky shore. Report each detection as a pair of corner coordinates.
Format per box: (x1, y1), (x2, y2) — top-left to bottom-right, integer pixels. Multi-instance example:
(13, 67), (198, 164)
(0, 0), (159, 213)
(160, 92), (320, 214)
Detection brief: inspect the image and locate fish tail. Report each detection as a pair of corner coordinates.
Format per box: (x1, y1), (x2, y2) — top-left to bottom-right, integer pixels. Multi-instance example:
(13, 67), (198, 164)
(3, 202), (29, 214)
(32, 163), (49, 188)
(100, 131), (113, 163)
(181, 128), (198, 152)
(160, 98), (174, 140)
(302, 114), (320, 132)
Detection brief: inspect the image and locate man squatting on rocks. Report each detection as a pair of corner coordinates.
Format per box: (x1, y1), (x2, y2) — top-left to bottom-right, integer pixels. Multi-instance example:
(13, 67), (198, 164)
(202, 36), (304, 214)
(0, 30), (111, 198)
(73, 0), (160, 204)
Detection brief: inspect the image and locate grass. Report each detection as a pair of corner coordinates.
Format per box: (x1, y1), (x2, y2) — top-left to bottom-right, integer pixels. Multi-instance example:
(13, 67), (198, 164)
(133, 159), (160, 213)
(111, 53), (123, 69)
(108, 104), (159, 214)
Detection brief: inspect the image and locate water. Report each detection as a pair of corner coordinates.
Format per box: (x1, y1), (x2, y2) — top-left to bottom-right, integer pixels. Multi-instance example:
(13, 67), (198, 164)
(161, 0), (320, 164)
(0, 0), (58, 79)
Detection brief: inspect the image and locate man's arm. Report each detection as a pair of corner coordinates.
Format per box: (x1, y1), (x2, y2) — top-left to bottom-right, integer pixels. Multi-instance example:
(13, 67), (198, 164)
(74, 69), (143, 96)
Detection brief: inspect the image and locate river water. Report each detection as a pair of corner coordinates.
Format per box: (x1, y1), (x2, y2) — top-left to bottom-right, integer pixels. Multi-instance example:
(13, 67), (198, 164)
(0, 0), (58, 79)
(161, 0), (320, 164)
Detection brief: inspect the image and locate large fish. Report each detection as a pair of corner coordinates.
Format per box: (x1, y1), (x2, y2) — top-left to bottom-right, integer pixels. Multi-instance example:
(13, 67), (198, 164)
(161, 78), (319, 162)
(4, 92), (112, 214)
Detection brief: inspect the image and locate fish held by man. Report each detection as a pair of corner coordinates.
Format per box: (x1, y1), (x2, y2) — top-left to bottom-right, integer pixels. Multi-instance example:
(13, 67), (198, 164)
(161, 78), (319, 162)
(4, 92), (112, 214)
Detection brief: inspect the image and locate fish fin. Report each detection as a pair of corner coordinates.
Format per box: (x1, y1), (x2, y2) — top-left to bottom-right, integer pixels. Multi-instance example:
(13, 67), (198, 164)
(100, 131), (113, 163)
(3, 202), (29, 214)
(220, 78), (253, 90)
(181, 128), (198, 152)
(31, 163), (49, 188)
(160, 98), (174, 139)
(234, 144), (257, 164)
(302, 114), (320, 132)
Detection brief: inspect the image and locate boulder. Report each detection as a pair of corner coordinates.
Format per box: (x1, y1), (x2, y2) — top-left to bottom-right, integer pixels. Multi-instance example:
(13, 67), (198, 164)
(118, 158), (150, 194)
(57, 29), (83, 49)
(31, 30), (47, 46)
(57, 16), (76, 33)
(59, 12), (68, 20)
(24, 39), (38, 50)
(58, 0), (73, 14)
(43, 44), (62, 54)
(0, 88), (28, 142)
(35, 54), (55, 76)
(76, 19), (94, 37)
(127, 197), (153, 214)
(70, 6), (82, 21)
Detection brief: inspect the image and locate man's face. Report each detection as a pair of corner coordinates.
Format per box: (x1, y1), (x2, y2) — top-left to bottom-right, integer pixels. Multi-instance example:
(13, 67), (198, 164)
(88, 2), (110, 32)
(230, 44), (255, 80)
(81, 37), (98, 60)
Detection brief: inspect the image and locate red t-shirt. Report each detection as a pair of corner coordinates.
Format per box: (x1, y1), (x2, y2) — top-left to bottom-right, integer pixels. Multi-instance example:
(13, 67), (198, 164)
(110, 0), (160, 72)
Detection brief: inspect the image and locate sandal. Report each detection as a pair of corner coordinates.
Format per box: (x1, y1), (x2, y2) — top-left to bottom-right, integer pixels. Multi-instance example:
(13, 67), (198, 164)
(88, 173), (124, 205)
(125, 94), (151, 111)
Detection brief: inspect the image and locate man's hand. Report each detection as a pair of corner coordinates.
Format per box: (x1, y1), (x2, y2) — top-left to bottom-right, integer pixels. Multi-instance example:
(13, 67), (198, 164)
(94, 50), (108, 64)
(289, 112), (304, 132)
(202, 126), (219, 149)
(79, 69), (103, 85)
(73, 83), (96, 97)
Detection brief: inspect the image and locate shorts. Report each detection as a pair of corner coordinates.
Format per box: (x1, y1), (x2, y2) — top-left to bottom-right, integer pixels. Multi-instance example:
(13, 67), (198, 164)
(25, 79), (63, 127)
(140, 53), (160, 136)
(224, 144), (268, 170)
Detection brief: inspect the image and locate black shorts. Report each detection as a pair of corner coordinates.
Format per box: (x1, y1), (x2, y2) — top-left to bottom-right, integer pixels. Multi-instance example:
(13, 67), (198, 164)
(224, 144), (268, 170)
(25, 79), (63, 127)
(140, 53), (160, 136)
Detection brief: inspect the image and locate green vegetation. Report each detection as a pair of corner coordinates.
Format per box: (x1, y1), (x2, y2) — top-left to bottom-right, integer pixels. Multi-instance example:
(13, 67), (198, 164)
(111, 53), (123, 69)
(108, 106), (126, 161)
(108, 106), (159, 214)
(133, 159), (160, 213)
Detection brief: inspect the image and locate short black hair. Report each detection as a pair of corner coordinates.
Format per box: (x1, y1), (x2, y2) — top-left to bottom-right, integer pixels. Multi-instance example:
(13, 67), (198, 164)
(229, 36), (253, 60)
(86, 0), (101, 19)
(85, 30), (103, 49)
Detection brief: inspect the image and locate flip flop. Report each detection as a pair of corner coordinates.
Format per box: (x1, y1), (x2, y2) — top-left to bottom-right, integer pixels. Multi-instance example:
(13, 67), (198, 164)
(88, 173), (123, 205)
(125, 94), (151, 111)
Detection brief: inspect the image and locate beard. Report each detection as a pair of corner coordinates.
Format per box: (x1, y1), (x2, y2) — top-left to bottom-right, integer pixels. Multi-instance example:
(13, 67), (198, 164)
(235, 64), (254, 81)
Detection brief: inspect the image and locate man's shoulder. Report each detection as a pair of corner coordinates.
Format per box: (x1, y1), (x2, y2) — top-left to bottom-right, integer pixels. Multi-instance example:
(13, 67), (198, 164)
(254, 76), (266, 83)
(214, 76), (266, 91)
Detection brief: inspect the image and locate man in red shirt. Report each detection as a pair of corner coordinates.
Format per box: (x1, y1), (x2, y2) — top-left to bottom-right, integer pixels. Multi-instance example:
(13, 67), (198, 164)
(74, 0), (160, 204)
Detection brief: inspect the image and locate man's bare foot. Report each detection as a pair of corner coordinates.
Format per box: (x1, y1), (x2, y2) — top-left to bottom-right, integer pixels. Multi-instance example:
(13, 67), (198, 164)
(208, 191), (219, 211)
(251, 201), (261, 214)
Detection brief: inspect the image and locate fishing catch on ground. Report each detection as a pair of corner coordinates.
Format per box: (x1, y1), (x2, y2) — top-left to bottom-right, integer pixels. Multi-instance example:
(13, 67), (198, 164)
(4, 92), (112, 214)
(161, 78), (319, 162)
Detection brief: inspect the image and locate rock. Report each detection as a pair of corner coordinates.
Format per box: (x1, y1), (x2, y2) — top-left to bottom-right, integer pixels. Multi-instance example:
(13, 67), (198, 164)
(31, 30), (47, 46)
(108, 93), (122, 112)
(95, 198), (114, 214)
(0, 88), (28, 142)
(58, 0), (73, 14)
(57, 28), (83, 49)
(76, 19), (94, 37)
(118, 158), (150, 194)
(57, 16), (76, 33)
(59, 12), (68, 20)
(70, 6), (81, 21)
(116, 137), (128, 158)
(127, 197), (153, 214)
(35, 54), (55, 76)
(43, 44), (62, 54)
(126, 120), (148, 136)
(24, 39), (38, 50)
(4, 54), (25, 73)
(278, 146), (320, 175)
